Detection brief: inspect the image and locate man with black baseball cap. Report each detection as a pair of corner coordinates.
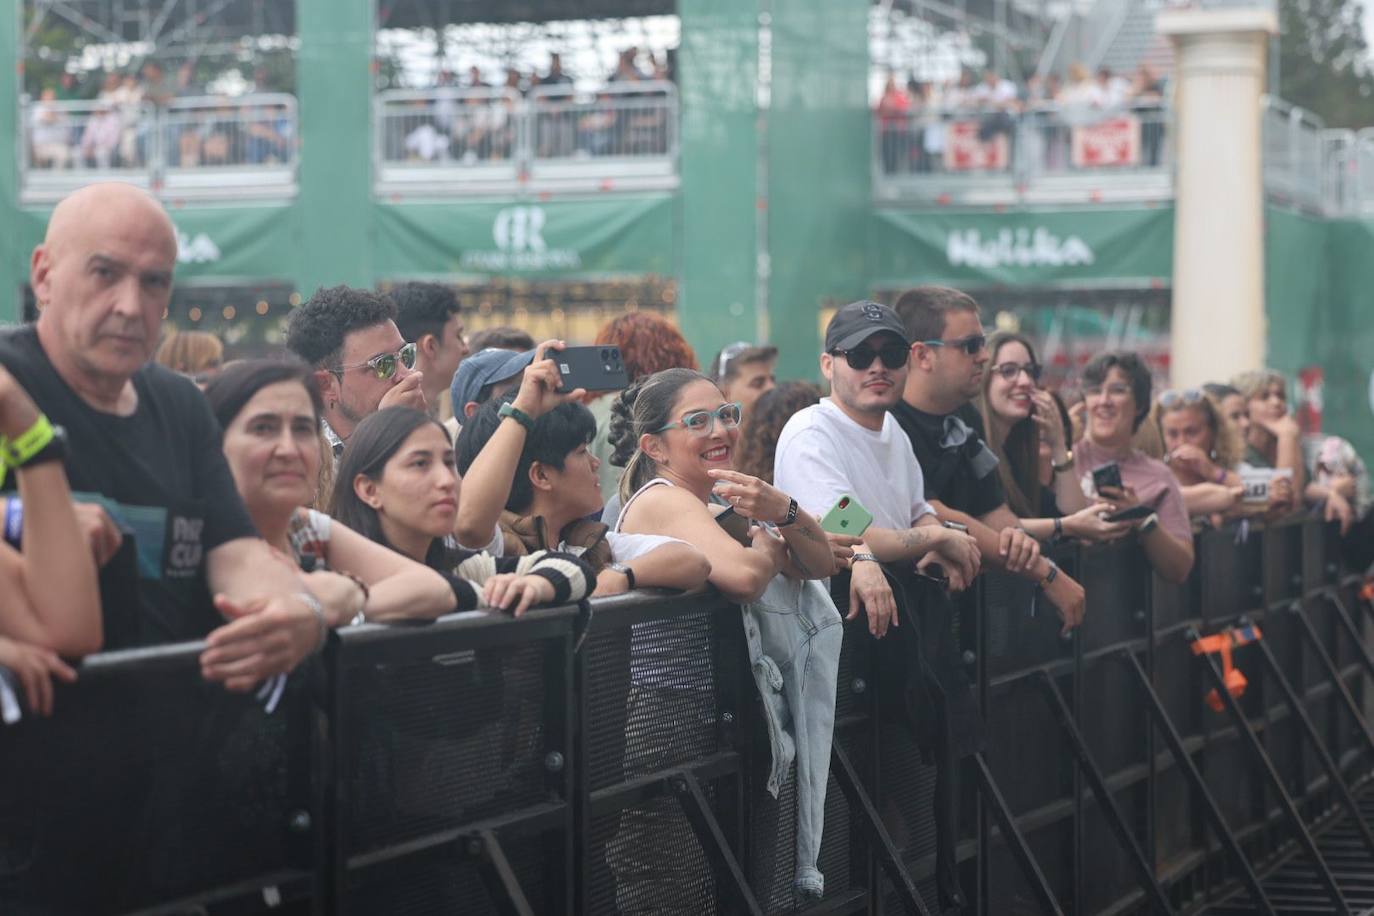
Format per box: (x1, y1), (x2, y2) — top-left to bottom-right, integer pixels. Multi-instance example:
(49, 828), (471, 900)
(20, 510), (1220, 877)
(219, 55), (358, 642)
(774, 300), (983, 912)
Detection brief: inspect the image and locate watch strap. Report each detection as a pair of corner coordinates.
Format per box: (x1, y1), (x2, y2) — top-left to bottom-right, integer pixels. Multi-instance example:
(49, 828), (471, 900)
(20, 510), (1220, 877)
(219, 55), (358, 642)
(1051, 451), (1074, 474)
(608, 561), (636, 590)
(776, 497), (799, 528)
(498, 402), (537, 432)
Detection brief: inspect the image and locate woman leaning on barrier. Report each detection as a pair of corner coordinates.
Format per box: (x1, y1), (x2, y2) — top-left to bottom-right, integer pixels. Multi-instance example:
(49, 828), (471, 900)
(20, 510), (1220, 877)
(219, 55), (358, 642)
(329, 403), (594, 610)
(606, 368), (851, 903)
(202, 362), (590, 692)
(978, 331), (1130, 545)
(1071, 352), (1196, 584)
(0, 363), (100, 715)
(1154, 387), (1294, 522)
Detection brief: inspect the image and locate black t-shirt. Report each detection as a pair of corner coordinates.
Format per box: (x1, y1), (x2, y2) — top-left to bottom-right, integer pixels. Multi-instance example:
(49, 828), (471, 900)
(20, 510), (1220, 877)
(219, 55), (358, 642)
(890, 400), (1007, 519)
(0, 326), (257, 648)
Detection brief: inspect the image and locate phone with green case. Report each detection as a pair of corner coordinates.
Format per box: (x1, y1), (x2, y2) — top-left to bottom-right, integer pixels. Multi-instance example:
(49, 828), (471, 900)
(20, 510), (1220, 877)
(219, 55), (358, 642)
(820, 494), (873, 537)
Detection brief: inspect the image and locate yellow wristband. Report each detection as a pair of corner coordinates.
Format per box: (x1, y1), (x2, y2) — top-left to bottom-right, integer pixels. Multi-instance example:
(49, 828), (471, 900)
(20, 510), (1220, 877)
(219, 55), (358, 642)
(0, 415), (55, 489)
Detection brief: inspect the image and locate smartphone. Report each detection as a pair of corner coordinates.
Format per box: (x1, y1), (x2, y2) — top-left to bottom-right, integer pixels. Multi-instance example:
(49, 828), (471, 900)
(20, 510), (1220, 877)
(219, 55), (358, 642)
(1104, 505), (1154, 523)
(554, 346), (630, 394)
(821, 494), (874, 537)
(1092, 462), (1123, 494)
(714, 505), (752, 545)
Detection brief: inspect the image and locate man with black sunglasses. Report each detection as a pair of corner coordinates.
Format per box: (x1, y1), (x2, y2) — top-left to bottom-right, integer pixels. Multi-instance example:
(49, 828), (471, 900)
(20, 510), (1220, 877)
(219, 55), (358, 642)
(893, 286), (1086, 635)
(286, 285), (427, 459)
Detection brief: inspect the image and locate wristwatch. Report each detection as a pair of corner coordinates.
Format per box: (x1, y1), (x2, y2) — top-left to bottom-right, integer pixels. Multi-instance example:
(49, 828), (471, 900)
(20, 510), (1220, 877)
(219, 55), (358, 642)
(776, 497), (799, 528)
(1139, 513), (1160, 535)
(1038, 558), (1059, 589)
(497, 401), (537, 432)
(607, 561), (636, 590)
(1051, 451), (1074, 474)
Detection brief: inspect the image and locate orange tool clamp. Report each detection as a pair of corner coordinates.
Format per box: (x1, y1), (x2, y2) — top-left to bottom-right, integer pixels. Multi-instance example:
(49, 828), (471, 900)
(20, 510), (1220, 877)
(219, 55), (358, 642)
(1191, 625), (1263, 713)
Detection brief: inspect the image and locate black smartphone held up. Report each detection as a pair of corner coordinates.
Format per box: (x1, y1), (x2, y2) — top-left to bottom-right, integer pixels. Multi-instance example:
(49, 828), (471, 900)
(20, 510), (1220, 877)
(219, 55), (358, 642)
(554, 346), (630, 394)
(1104, 504), (1154, 523)
(714, 505), (752, 545)
(1091, 462), (1123, 494)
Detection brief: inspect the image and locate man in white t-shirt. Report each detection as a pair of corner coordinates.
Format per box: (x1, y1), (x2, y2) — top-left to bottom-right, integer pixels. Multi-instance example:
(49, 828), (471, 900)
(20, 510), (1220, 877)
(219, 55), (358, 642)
(774, 300), (979, 639)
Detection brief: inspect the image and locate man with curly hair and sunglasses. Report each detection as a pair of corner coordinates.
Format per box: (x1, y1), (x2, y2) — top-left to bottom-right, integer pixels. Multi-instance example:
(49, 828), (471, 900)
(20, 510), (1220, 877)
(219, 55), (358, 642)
(892, 286), (1088, 628)
(286, 285), (427, 459)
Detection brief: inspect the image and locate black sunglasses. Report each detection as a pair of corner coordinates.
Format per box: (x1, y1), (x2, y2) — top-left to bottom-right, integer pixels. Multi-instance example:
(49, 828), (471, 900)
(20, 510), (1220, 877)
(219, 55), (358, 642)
(829, 343), (910, 371)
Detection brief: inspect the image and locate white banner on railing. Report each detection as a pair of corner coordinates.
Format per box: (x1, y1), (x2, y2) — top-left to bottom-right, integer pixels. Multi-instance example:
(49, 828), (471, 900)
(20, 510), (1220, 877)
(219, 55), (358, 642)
(1071, 116), (1141, 168)
(942, 121), (1010, 171)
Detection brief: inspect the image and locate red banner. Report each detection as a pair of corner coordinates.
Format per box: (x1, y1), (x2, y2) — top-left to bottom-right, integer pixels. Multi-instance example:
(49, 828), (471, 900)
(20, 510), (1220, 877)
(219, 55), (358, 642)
(1071, 116), (1141, 168)
(942, 121), (1010, 172)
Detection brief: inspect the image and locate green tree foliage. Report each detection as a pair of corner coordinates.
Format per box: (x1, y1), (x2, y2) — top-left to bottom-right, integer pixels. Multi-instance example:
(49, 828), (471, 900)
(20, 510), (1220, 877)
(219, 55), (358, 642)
(1280, 0), (1374, 127)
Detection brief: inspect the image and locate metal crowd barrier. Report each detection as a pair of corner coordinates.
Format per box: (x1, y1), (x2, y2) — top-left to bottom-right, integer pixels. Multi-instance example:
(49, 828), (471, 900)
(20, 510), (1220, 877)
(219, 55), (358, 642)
(0, 515), (1369, 915)
(18, 93), (300, 204)
(372, 82), (680, 196)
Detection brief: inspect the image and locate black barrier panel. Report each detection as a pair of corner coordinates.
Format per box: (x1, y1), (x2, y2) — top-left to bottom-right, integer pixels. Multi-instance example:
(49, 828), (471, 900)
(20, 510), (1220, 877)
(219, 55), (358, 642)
(1264, 517), (1307, 608)
(1081, 655), (1148, 778)
(575, 593), (749, 916)
(1155, 764), (1198, 871)
(0, 643), (309, 915)
(1, 516), (1367, 916)
(981, 571), (1067, 678)
(1078, 540), (1151, 654)
(328, 607), (576, 915)
(987, 819), (1073, 914)
(985, 677), (1070, 817)
(1199, 525), (1264, 624)
(1080, 785), (1146, 914)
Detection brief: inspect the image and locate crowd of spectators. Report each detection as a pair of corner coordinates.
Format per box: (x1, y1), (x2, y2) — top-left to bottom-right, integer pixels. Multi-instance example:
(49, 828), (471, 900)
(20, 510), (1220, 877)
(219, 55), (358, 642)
(388, 48), (676, 165)
(26, 60), (295, 172)
(1, 182), (1369, 906)
(876, 62), (1168, 174)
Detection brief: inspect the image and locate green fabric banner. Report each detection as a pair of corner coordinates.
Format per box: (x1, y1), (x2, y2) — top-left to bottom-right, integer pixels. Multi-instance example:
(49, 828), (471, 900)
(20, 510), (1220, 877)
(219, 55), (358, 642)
(373, 195), (677, 280)
(12, 204), (301, 284)
(870, 205), (1174, 287)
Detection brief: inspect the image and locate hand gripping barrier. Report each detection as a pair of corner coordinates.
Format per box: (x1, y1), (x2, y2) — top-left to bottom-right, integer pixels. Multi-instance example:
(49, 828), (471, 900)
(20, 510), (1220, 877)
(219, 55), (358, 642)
(0, 515), (1370, 914)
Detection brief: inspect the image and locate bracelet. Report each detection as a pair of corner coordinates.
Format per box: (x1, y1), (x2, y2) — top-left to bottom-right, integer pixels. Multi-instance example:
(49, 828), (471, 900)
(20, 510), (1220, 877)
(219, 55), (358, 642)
(851, 552), (880, 564)
(296, 591), (329, 653)
(776, 497), (799, 528)
(498, 402), (537, 432)
(608, 561), (636, 590)
(1038, 559), (1059, 589)
(3, 499), (21, 549)
(1051, 451), (1074, 474)
(340, 571), (369, 625)
(1052, 517), (1063, 541)
(1214, 467), (1228, 485)
(0, 415), (61, 488)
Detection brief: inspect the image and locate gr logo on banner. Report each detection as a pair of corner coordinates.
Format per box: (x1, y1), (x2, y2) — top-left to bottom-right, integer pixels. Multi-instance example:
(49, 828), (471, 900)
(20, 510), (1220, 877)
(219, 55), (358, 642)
(493, 206), (547, 253)
(460, 206), (581, 271)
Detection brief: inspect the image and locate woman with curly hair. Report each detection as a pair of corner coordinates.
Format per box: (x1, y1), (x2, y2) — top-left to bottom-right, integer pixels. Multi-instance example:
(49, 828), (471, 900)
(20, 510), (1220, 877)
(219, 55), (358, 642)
(587, 312), (698, 503)
(734, 381), (820, 483)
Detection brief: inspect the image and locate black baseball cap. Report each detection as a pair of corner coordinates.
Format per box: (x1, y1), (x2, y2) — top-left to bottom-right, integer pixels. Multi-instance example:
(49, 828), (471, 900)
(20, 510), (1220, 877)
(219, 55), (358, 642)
(824, 300), (909, 352)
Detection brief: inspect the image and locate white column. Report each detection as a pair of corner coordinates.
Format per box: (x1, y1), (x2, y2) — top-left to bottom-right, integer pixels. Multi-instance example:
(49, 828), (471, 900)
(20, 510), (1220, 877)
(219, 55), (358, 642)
(1158, 7), (1278, 387)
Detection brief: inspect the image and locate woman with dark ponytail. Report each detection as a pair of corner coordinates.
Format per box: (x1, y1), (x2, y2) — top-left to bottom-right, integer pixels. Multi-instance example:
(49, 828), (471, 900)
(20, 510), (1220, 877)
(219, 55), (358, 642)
(605, 368), (850, 903)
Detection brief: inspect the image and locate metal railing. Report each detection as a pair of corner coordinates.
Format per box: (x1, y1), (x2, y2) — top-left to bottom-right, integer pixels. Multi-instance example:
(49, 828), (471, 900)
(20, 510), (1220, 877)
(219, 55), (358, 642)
(18, 93), (299, 203)
(0, 515), (1369, 914)
(372, 82), (680, 196)
(873, 102), (1173, 204)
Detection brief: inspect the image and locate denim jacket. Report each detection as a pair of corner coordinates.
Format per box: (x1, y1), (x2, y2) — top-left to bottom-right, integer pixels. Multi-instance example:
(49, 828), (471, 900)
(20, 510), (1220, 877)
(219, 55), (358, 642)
(743, 573), (843, 901)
